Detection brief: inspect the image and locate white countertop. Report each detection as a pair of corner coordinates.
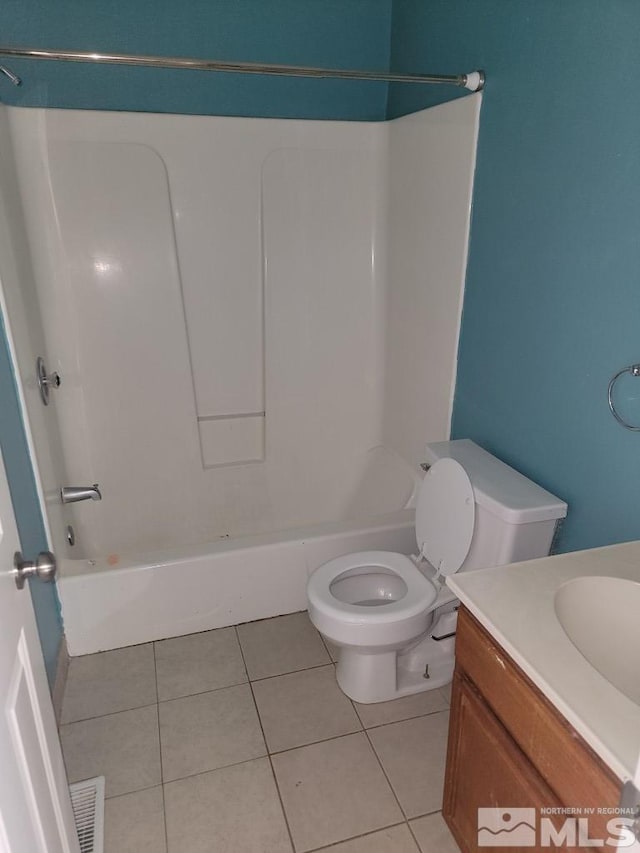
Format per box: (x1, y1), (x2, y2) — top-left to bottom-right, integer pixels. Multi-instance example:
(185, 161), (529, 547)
(447, 540), (640, 782)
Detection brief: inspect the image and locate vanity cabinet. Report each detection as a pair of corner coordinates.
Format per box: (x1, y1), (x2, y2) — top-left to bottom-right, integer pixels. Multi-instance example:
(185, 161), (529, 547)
(443, 607), (622, 852)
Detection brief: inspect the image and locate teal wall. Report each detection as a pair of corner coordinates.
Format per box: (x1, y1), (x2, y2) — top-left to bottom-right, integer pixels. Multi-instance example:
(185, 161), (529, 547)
(389, 1), (640, 552)
(0, 313), (62, 686)
(0, 0), (392, 120)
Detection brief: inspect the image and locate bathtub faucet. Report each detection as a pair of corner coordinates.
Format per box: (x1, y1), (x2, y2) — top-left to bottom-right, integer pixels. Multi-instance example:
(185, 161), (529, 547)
(60, 484), (102, 504)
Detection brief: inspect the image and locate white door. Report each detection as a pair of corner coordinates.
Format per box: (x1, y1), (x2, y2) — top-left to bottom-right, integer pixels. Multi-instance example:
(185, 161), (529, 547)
(0, 444), (79, 852)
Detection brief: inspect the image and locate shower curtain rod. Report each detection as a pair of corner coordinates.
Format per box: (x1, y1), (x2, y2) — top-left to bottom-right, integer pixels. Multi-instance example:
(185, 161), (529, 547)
(0, 46), (485, 91)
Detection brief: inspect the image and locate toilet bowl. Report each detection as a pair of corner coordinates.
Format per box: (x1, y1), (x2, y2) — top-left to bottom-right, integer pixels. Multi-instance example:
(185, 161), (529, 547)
(307, 439), (568, 704)
(308, 455), (472, 703)
(308, 551), (438, 651)
(307, 549), (461, 703)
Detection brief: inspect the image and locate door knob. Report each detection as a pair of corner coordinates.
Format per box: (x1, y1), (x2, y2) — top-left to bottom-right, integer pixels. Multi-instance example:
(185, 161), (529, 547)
(13, 550), (57, 590)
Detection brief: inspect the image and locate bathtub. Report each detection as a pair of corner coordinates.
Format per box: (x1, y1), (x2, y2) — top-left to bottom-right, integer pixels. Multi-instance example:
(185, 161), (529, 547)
(57, 446), (421, 655)
(58, 509), (416, 655)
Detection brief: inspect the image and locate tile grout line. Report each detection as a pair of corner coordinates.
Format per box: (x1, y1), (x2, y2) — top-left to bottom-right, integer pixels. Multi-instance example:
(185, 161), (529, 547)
(237, 611), (332, 681)
(267, 752), (296, 852)
(362, 722), (411, 823)
(159, 752), (273, 788)
(357, 705), (451, 733)
(267, 727), (363, 760)
(305, 820), (412, 852)
(350, 686), (452, 826)
(364, 707), (452, 824)
(233, 624), (250, 690)
(406, 808), (456, 852)
(234, 625), (297, 853)
(405, 805), (446, 821)
(60, 699), (160, 728)
(317, 630), (335, 663)
(348, 690), (450, 729)
(349, 696), (366, 729)
(102, 780), (164, 802)
(152, 641), (170, 853)
(157, 677), (249, 705)
(249, 659), (334, 684)
(407, 817), (422, 851)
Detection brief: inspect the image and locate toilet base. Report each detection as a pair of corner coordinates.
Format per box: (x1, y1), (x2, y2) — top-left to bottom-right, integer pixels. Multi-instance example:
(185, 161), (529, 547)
(334, 633), (455, 704)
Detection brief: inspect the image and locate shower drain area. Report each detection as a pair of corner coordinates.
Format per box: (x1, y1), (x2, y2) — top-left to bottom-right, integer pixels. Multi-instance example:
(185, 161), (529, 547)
(69, 776), (105, 853)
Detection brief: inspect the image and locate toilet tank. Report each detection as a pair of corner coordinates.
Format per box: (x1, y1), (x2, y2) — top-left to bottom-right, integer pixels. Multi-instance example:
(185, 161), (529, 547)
(424, 440), (567, 571)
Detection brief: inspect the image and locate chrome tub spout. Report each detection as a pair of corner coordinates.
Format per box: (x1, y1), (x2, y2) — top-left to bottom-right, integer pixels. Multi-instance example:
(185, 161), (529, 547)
(60, 484), (102, 504)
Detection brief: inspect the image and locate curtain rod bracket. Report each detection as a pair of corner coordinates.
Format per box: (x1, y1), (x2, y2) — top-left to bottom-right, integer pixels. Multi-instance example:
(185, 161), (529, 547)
(0, 65), (21, 86)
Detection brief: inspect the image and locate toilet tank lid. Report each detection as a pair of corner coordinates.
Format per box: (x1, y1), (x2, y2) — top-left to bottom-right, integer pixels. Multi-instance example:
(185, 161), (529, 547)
(423, 440), (568, 525)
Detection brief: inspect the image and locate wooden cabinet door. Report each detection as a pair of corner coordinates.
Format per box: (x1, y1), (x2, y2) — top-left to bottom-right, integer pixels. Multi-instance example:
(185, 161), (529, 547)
(443, 671), (580, 853)
(454, 607), (620, 832)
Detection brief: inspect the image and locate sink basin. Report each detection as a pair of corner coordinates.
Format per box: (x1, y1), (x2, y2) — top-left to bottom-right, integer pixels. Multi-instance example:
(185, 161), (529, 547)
(554, 576), (640, 706)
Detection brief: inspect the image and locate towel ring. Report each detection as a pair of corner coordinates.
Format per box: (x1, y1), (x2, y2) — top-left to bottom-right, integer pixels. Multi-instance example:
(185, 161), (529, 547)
(607, 364), (640, 431)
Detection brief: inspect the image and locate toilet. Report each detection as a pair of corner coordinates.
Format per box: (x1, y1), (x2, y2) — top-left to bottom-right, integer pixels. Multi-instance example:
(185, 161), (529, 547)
(307, 439), (567, 704)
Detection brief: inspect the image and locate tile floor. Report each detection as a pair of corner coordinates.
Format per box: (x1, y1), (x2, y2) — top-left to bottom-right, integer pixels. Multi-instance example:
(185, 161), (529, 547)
(59, 611), (460, 852)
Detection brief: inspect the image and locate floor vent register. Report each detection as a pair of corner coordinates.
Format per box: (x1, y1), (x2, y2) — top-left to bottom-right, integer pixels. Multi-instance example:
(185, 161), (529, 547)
(69, 776), (105, 853)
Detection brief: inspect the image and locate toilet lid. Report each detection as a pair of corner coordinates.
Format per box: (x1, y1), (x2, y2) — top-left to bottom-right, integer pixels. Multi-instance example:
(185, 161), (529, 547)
(415, 457), (475, 576)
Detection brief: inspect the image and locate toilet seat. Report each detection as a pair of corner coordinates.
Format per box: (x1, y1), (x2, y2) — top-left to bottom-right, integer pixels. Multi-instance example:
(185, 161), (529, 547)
(416, 457), (475, 576)
(308, 550), (438, 624)
(307, 550), (440, 651)
(307, 457), (477, 654)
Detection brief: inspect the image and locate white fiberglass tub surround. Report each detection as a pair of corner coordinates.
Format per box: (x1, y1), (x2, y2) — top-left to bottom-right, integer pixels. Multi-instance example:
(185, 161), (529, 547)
(2, 96), (481, 655)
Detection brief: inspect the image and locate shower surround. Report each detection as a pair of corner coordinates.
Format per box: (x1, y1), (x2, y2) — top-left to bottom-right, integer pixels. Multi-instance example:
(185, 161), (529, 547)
(1, 95), (480, 653)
